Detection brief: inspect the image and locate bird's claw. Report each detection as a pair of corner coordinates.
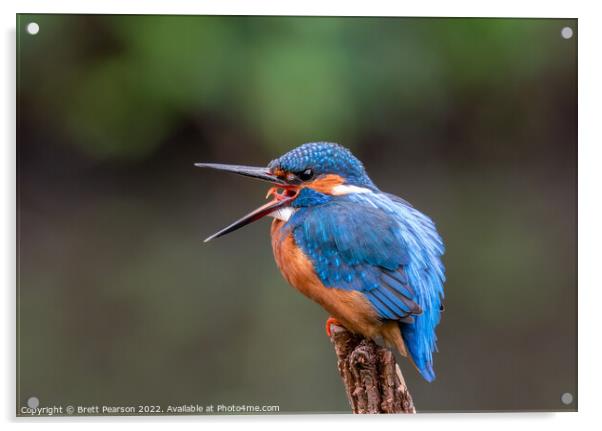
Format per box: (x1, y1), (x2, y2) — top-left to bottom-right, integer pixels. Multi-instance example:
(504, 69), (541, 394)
(325, 316), (342, 337)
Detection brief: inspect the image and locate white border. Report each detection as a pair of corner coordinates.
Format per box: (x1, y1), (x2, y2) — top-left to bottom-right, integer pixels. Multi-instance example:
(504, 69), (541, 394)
(3, 1), (601, 430)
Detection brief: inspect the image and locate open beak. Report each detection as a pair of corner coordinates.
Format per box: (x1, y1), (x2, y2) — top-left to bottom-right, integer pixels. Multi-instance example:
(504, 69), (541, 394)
(195, 162), (297, 242)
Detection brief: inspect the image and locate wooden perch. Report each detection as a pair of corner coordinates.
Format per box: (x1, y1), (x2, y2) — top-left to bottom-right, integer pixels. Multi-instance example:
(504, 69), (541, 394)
(329, 324), (416, 414)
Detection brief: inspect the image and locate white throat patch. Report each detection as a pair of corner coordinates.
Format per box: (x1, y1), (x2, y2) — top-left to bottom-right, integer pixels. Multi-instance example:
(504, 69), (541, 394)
(269, 206), (296, 222)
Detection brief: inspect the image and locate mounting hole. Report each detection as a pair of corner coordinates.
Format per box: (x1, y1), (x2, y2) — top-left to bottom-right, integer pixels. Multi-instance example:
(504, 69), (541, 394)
(561, 26), (573, 40)
(27, 396), (39, 409)
(561, 392), (573, 405)
(26, 22), (40, 35)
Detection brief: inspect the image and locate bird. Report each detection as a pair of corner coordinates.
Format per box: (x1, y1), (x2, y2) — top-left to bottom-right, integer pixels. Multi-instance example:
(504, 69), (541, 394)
(196, 142), (445, 382)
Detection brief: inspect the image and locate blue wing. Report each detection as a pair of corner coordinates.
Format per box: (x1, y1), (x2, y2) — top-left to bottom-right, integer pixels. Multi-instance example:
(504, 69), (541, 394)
(288, 191), (445, 382)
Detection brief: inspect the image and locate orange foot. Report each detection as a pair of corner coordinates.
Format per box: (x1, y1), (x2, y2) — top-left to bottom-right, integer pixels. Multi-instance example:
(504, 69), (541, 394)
(325, 316), (343, 337)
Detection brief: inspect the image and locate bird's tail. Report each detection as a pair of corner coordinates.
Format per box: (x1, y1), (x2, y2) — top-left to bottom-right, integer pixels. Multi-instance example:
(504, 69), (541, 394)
(400, 322), (436, 382)
(381, 321), (436, 382)
(381, 320), (437, 382)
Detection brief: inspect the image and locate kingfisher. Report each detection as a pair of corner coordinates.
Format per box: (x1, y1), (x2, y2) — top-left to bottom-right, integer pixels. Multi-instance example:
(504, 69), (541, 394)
(196, 142), (445, 382)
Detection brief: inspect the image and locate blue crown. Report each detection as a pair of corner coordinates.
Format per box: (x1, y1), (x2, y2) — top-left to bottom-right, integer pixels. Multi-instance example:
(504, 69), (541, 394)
(268, 142), (375, 188)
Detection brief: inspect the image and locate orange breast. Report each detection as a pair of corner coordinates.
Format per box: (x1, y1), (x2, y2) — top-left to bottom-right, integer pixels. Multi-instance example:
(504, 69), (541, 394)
(270, 219), (382, 339)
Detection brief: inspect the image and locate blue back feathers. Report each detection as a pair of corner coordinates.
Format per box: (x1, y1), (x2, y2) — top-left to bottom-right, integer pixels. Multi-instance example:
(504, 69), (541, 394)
(278, 142), (446, 382)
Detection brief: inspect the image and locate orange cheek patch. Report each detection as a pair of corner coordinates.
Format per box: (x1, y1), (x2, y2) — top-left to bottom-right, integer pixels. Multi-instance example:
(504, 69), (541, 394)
(306, 174), (344, 194)
(272, 167), (285, 178)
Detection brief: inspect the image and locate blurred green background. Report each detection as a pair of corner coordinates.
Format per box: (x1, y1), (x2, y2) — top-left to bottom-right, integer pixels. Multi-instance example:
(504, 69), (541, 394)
(17, 15), (577, 413)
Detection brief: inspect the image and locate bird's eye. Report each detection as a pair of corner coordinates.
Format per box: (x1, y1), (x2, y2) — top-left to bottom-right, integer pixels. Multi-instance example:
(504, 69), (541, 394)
(299, 169), (314, 181)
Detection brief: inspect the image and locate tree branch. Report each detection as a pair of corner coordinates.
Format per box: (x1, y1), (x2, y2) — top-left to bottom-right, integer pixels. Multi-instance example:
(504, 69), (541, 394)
(329, 324), (416, 414)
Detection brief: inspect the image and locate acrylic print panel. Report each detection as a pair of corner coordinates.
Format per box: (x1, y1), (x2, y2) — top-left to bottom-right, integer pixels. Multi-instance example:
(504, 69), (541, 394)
(16, 14), (577, 415)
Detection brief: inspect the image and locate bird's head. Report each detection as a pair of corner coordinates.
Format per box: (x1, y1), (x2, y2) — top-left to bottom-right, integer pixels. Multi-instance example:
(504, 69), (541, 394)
(196, 142), (376, 242)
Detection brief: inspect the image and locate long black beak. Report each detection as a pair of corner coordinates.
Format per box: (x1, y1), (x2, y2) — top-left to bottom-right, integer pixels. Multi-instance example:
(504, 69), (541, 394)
(194, 163), (287, 186)
(195, 162), (296, 242)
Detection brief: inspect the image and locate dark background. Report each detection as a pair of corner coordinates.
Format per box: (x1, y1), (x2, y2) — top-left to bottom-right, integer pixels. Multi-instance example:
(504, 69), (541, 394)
(17, 15), (577, 413)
